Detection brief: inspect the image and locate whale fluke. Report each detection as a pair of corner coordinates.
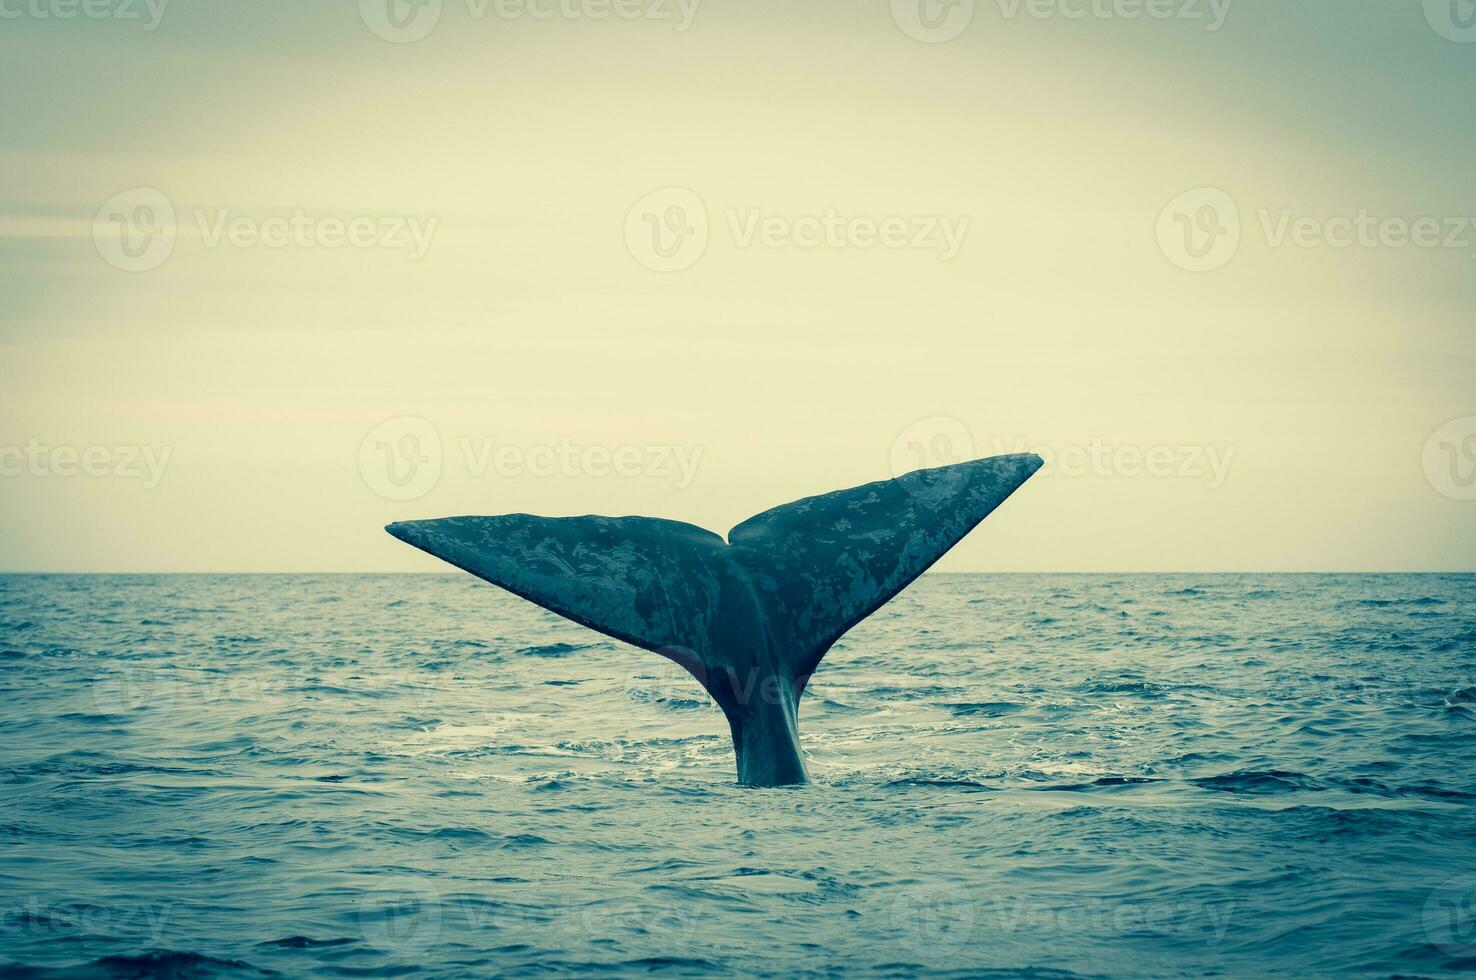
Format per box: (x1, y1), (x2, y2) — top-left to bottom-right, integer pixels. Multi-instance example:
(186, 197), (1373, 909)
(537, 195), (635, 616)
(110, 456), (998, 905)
(386, 452), (1043, 786)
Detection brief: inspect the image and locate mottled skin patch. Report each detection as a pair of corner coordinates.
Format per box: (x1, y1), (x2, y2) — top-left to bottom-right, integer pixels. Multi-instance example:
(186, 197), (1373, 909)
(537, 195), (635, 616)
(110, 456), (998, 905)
(387, 453), (1043, 786)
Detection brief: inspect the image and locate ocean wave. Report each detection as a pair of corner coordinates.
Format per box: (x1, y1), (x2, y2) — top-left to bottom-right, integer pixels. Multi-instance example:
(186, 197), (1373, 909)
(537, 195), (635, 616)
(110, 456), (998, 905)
(516, 642), (596, 658)
(254, 937), (353, 949)
(1, 951), (275, 978)
(626, 688), (708, 711)
(3, 572), (1473, 978)
(944, 701), (1027, 717)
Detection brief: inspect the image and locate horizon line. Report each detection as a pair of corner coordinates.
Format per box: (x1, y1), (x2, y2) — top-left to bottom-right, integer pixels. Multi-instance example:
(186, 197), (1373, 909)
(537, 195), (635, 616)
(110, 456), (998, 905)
(1, 570), (1472, 576)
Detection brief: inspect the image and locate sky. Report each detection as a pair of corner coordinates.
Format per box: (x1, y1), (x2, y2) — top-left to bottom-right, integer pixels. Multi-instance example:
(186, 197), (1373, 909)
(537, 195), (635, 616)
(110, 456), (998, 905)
(0, 0), (1473, 572)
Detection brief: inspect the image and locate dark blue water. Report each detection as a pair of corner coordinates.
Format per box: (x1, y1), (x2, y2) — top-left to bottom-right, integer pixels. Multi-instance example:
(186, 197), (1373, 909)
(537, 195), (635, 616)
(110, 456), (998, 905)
(1, 574), (1473, 977)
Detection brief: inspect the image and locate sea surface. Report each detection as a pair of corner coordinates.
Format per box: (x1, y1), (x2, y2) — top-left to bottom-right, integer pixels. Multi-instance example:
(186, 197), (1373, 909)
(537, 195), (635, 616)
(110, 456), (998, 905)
(1, 573), (1474, 978)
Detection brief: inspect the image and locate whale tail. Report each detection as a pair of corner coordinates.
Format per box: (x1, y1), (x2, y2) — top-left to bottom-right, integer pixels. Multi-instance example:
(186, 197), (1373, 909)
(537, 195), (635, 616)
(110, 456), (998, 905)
(385, 452), (1043, 785)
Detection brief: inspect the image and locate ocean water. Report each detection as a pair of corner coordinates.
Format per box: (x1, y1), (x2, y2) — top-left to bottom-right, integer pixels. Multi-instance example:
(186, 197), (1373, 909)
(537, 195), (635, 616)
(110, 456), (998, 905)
(1, 573), (1473, 978)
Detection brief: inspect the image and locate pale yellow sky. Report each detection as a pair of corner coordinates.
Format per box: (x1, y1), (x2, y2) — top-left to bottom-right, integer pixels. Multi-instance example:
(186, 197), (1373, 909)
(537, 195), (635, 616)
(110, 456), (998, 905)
(1, 1), (1472, 571)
